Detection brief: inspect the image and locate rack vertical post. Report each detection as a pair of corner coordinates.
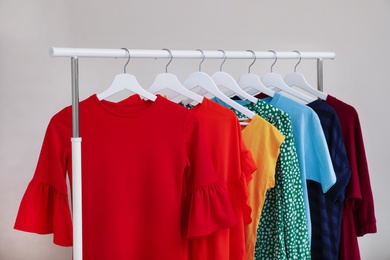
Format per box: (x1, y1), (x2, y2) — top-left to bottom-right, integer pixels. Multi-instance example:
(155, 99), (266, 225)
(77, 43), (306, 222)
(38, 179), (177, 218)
(71, 57), (82, 260)
(317, 58), (324, 91)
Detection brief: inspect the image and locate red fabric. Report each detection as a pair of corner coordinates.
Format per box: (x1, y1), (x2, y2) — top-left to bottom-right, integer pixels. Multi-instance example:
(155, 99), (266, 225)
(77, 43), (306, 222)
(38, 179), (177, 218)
(326, 95), (377, 260)
(187, 98), (257, 260)
(14, 181), (73, 246)
(15, 95), (236, 260)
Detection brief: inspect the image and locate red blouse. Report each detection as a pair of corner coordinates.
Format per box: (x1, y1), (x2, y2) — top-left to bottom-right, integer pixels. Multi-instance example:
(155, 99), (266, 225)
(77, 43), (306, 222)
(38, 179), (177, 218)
(14, 94), (236, 260)
(188, 98), (257, 260)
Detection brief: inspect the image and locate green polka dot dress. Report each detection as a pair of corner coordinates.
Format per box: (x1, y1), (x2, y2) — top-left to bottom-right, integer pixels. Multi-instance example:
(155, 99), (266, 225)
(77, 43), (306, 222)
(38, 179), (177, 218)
(230, 99), (311, 260)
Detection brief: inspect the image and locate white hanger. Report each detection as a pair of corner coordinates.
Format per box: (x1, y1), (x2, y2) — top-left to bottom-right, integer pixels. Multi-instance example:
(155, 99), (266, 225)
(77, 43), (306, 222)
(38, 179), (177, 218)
(147, 49), (203, 103)
(237, 50), (275, 97)
(284, 50), (327, 100)
(97, 48), (156, 101)
(211, 50), (258, 104)
(181, 50), (255, 120)
(261, 50), (316, 103)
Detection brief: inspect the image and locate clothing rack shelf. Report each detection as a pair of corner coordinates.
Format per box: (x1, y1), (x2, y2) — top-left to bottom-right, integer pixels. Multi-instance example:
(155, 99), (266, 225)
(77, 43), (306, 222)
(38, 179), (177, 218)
(49, 47), (335, 260)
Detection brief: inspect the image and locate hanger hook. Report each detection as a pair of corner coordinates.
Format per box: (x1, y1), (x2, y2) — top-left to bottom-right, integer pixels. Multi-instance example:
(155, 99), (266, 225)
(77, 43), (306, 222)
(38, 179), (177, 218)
(293, 50), (302, 72)
(162, 48), (173, 73)
(196, 49), (205, 72)
(121, 48), (130, 73)
(268, 50), (277, 73)
(218, 49), (227, 71)
(246, 50), (256, 74)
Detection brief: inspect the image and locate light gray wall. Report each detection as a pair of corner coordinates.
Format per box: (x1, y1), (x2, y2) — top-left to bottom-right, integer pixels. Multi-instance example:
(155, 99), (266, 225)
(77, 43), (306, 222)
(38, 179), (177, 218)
(1, 1), (388, 259)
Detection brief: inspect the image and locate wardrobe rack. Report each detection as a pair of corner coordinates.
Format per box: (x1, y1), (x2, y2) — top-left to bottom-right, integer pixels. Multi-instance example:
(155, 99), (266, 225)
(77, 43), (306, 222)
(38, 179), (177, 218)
(50, 47), (335, 260)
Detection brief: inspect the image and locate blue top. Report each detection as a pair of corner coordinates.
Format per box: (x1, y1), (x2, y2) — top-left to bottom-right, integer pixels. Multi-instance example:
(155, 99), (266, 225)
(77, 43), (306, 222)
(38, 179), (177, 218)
(260, 93), (336, 240)
(307, 99), (351, 260)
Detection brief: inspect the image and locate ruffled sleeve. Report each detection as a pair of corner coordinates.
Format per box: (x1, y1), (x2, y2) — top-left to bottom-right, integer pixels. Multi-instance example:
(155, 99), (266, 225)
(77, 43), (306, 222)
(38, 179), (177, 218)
(14, 108), (73, 246)
(14, 181), (73, 246)
(238, 125), (257, 225)
(182, 111), (237, 238)
(187, 182), (237, 237)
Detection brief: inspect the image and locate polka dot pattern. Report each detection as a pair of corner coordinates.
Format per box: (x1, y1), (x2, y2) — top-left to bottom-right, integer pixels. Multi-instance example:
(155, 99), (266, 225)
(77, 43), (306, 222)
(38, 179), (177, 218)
(233, 100), (311, 259)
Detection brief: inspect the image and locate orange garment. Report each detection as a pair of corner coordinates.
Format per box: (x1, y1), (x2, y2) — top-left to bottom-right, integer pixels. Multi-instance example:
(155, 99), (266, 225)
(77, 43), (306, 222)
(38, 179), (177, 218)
(241, 115), (285, 260)
(187, 98), (257, 260)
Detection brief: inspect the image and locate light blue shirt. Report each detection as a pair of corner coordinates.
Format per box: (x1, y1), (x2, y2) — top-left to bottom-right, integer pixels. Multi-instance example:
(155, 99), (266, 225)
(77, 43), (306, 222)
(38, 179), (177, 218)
(261, 93), (337, 240)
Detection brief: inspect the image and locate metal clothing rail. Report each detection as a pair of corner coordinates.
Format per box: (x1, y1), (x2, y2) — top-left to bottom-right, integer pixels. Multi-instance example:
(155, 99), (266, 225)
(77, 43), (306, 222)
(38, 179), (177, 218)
(50, 47), (335, 260)
(50, 47), (335, 60)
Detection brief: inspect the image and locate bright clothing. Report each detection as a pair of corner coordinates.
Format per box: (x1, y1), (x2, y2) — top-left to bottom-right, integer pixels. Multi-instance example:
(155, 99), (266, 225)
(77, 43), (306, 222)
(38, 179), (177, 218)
(14, 94), (237, 260)
(240, 114), (284, 260)
(262, 93), (337, 241)
(213, 97), (311, 260)
(326, 95), (377, 260)
(186, 97), (257, 260)
(247, 100), (310, 260)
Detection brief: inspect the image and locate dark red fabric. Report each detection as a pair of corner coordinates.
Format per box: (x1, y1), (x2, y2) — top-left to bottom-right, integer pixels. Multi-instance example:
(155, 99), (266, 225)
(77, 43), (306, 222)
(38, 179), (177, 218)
(325, 95), (377, 260)
(15, 94), (237, 260)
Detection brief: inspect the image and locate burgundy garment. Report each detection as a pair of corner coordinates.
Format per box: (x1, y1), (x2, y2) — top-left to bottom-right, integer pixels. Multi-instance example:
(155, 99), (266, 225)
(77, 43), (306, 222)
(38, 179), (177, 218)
(325, 94), (377, 260)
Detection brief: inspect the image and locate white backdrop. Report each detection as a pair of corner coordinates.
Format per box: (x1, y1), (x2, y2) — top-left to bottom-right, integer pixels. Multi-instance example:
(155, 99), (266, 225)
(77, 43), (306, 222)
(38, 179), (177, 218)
(1, 1), (388, 259)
